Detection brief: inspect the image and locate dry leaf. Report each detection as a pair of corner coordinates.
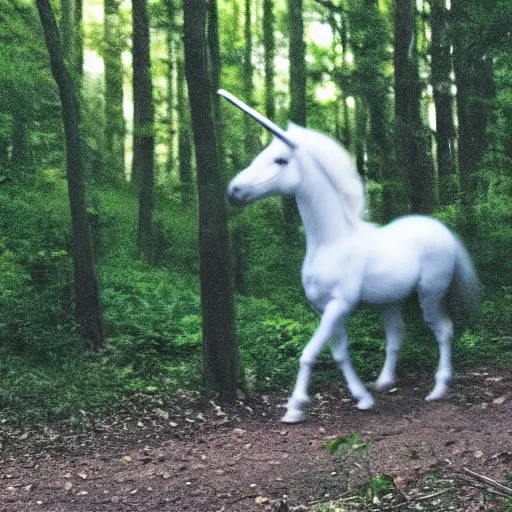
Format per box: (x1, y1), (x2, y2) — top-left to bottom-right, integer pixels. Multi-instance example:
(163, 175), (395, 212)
(232, 428), (247, 436)
(77, 473), (88, 480)
(169, 422), (178, 427)
(255, 496), (270, 504)
(474, 450), (484, 459)
(123, 456), (133, 463)
(493, 396), (507, 405)
(64, 482), (73, 491)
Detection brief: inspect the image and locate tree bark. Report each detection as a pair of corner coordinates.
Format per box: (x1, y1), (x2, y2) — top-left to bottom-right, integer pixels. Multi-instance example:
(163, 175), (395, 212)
(183, 0), (239, 400)
(36, 0), (104, 348)
(177, 51), (193, 202)
(104, 0), (126, 182)
(430, 0), (456, 205)
(394, 0), (435, 214)
(132, 0), (155, 257)
(243, 0), (258, 158)
(263, 0), (275, 121)
(164, 0), (176, 180)
(284, 0), (306, 237)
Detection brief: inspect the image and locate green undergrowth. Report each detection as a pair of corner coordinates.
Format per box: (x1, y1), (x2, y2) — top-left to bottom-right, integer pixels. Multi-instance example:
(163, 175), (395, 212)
(0, 181), (510, 423)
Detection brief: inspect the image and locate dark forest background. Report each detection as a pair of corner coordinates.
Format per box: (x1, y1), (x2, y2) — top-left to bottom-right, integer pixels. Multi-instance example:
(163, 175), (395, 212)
(0, 0), (511, 422)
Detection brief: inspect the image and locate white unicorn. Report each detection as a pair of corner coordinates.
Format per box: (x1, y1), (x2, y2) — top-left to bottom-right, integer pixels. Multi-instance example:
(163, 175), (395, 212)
(219, 90), (480, 424)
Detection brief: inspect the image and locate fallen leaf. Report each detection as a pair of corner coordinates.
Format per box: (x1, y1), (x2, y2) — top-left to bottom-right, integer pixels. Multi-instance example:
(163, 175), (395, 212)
(24, 484), (33, 491)
(123, 456), (133, 463)
(153, 408), (169, 420)
(474, 450), (484, 459)
(232, 428), (247, 436)
(64, 482), (73, 491)
(77, 473), (87, 480)
(493, 396), (507, 405)
(255, 496), (270, 504)
(169, 422), (178, 427)
(77, 490), (88, 496)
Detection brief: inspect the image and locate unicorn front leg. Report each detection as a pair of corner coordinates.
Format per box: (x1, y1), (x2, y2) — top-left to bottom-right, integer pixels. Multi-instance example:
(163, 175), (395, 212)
(282, 300), (348, 424)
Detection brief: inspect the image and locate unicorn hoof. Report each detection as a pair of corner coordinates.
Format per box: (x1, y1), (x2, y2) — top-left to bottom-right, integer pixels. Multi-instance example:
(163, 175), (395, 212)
(425, 387), (447, 401)
(374, 377), (395, 391)
(281, 409), (305, 424)
(356, 395), (375, 410)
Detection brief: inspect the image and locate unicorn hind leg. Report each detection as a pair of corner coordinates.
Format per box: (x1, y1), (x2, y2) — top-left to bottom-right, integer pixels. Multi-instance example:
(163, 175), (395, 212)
(375, 304), (405, 391)
(419, 289), (454, 401)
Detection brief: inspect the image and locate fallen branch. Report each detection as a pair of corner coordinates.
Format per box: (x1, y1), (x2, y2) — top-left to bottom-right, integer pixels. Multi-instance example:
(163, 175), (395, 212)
(415, 488), (452, 501)
(463, 467), (512, 496)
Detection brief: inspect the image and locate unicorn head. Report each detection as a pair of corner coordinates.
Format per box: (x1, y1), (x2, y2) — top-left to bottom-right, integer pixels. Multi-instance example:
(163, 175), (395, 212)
(220, 90), (364, 225)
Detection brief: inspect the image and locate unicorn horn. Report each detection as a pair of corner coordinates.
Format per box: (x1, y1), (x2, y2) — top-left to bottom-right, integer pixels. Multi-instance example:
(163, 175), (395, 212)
(217, 89), (297, 150)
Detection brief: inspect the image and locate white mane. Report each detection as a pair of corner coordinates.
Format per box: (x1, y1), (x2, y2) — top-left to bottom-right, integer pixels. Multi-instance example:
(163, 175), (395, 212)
(287, 123), (364, 224)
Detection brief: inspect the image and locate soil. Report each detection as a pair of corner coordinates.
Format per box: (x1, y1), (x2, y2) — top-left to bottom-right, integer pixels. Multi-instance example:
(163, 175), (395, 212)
(1, 370), (511, 512)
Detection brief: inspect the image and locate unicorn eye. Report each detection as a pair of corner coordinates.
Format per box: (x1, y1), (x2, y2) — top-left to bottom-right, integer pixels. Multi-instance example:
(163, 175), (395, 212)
(274, 158), (289, 166)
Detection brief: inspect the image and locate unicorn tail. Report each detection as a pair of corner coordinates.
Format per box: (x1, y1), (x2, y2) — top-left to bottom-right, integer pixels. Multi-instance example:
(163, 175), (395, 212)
(449, 239), (481, 321)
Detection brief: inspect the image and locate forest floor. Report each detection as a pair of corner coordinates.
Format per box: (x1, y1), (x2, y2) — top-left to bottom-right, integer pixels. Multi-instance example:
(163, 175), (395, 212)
(1, 369), (511, 512)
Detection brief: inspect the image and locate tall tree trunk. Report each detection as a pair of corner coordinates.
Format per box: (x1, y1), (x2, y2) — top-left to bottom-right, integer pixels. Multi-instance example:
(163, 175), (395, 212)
(104, 0), (126, 182)
(177, 51), (193, 202)
(183, 0), (239, 401)
(394, 0), (435, 214)
(243, 0), (258, 158)
(60, 0), (75, 67)
(263, 0), (275, 122)
(132, 0), (155, 257)
(36, 0), (104, 348)
(284, 0), (306, 237)
(452, 0), (495, 222)
(208, 0), (222, 126)
(75, 0), (83, 78)
(207, 0), (225, 168)
(165, 6), (176, 180)
(430, 0), (456, 206)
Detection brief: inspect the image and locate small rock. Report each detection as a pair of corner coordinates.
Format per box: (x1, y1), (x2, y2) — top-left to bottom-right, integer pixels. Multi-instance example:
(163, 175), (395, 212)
(232, 428), (247, 436)
(64, 482), (73, 491)
(474, 450), (484, 459)
(493, 396), (507, 405)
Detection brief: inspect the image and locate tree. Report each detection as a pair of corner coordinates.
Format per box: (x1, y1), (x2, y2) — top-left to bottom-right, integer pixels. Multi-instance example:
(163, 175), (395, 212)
(183, 0), (239, 400)
(35, 0), (104, 348)
(284, 0), (306, 235)
(394, 0), (435, 214)
(430, 0), (456, 205)
(177, 48), (193, 202)
(263, 0), (276, 122)
(452, 0), (496, 220)
(132, 0), (155, 256)
(243, 0), (258, 157)
(104, 0), (126, 182)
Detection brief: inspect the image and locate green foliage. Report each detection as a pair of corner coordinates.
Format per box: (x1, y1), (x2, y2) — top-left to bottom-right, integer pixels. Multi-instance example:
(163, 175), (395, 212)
(322, 433), (370, 456)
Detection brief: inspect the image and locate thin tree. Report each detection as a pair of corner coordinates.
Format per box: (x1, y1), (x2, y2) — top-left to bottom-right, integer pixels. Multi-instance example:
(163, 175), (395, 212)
(164, 0), (177, 179)
(183, 0), (239, 400)
(36, 0), (104, 348)
(263, 0), (276, 122)
(430, 0), (456, 205)
(243, 0), (258, 157)
(177, 48), (193, 202)
(394, 0), (435, 214)
(132, 0), (155, 256)
(285, 0), (306, 235)
(104, 0), (126, 182)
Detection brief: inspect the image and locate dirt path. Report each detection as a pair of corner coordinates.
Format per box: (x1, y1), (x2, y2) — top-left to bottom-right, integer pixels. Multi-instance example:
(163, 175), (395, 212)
(1, 371), (511, 511)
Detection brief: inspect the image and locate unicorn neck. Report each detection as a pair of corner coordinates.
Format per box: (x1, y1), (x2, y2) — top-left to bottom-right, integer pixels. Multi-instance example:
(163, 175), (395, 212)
(295, 173), (357, 249)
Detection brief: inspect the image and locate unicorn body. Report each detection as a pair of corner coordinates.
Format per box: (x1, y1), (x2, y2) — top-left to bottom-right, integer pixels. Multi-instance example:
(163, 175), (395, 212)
(227, 121), (479, 424)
